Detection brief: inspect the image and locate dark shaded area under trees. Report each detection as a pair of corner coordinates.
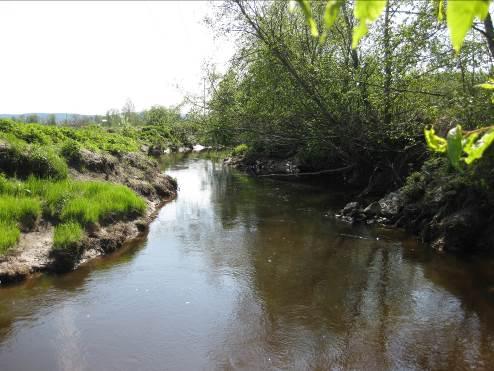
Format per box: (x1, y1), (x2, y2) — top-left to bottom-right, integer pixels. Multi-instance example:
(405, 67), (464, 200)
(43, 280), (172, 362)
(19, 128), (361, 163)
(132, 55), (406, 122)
(202, 0), (494, 253)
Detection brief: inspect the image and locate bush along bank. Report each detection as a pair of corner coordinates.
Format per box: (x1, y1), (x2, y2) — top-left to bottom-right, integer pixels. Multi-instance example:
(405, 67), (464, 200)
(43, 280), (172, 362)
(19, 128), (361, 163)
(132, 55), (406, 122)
(338, 154), (494, 253)
(226, 143), (494, 254)
(0, 120), (177, 283)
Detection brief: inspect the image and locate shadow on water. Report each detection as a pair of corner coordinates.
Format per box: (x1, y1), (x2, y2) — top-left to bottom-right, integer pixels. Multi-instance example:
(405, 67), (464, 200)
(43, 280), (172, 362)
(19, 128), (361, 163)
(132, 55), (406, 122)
(0, 152), (494, 370)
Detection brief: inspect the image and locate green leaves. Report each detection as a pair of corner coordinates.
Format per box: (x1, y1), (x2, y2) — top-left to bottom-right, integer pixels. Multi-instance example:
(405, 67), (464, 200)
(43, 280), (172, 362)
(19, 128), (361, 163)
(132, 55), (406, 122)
(446, 0), (490, 52)
(295, 0), (493, 52)
(295, 0), (319, 37)
(424, 126), (447, 153)
(476, 78), (494, 90)
(436, 0), (445, 21)
(464, 129), (494, 164)
(324, 0), (343, 29)
(426, 124), (494, 169)
(447, 125), (463, 170)
(352, 0), (386, 48)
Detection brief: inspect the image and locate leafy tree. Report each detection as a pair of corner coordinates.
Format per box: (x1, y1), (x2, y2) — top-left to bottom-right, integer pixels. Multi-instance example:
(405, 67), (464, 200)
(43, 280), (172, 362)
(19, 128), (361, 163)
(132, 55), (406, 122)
(294, 0), (494, 170)
(46, 114), (57, 126)
(26, 114), (39, 123)
(143, 105), (181, 126)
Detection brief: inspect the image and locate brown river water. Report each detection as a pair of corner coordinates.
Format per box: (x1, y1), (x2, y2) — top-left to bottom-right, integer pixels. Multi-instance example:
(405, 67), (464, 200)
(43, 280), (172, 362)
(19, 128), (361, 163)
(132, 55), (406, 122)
(1, 153), (494, 370)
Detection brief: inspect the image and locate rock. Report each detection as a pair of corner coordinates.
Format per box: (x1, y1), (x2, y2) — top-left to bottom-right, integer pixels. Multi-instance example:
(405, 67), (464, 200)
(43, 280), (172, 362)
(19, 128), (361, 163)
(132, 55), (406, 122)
(342, 202), (360, 216)
(192, 144), (206, 152)
(378, 192), (404, 218)
(435, 208), (480, 251)
(148, 145), (163, 156)
(363, 201), (381, 216)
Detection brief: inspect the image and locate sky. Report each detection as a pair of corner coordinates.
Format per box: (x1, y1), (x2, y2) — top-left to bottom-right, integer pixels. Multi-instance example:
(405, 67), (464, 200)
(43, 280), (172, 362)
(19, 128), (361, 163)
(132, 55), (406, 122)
(0, 1), (234, 115)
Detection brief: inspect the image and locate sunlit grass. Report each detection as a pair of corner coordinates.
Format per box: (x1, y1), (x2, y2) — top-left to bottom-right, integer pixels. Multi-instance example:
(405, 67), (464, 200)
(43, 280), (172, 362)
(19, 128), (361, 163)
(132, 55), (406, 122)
(0, 222), (20, 255)
(53, 222), (83, 250)
(0, 176), (146, 253)
(0, 196), (41, 226)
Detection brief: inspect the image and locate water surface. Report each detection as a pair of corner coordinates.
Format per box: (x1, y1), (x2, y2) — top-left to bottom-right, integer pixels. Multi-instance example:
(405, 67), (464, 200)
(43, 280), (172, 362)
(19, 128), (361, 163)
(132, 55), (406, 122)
(1, 153), (494, 370)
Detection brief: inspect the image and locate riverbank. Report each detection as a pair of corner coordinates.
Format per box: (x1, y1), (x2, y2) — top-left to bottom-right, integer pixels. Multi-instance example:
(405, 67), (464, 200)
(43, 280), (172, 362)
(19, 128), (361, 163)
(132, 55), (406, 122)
(0, 150), (177, 283)
(0, 120), (177, 283)
(226, 153), (494, 254)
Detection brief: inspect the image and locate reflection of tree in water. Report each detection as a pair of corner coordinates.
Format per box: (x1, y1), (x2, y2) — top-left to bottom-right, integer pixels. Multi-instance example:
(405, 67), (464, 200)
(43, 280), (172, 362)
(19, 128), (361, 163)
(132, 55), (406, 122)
(2, 155), (494, 368)
(198, 155), (494, 369)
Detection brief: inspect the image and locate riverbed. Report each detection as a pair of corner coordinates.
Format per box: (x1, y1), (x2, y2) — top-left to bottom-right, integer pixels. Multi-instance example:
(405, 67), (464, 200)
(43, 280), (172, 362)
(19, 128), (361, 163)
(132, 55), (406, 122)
(1, 153), (494, 370)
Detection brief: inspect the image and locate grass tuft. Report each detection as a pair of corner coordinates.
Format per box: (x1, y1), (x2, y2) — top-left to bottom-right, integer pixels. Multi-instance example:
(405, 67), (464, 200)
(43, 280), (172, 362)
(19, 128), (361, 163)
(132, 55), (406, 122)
(0, 196), (41, 230)
(0, 222), (20, 255)
(0, 177), (146, 254)
(53, 222), (83, 250)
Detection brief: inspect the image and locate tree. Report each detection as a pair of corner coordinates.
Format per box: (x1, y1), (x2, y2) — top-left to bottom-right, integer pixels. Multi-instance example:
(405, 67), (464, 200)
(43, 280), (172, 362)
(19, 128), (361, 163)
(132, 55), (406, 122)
(122, 98), (140, 126)
(26, 114), (39, 123)
(295, 0), (494, 169)
(46, 114), (57, 126)
(143, 105), (181, 126)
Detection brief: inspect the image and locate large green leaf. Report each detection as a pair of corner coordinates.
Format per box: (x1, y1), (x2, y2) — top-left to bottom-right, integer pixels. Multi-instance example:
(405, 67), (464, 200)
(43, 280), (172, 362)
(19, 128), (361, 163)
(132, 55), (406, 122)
(476, 78), (494, 90)
(436, 0), (445, 21)
(324, 0), (344, 29)
(447, 125), (463, 170)
(447, 0), (490, 52)
(464, 129), (494, 164)
(352, 0), (386, 48)
(424, 126), (447, 153)
(296, 0), (319, 37)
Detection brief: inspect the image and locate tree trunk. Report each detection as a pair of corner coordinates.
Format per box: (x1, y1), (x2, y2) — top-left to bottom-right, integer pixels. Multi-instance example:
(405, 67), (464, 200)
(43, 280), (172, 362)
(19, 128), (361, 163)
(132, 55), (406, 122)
(483, 13), (494, 64)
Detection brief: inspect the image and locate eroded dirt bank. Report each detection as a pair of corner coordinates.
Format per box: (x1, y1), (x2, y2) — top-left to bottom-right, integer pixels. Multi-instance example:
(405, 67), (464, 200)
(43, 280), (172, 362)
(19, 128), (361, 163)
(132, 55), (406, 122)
(0, 150), (177, 284)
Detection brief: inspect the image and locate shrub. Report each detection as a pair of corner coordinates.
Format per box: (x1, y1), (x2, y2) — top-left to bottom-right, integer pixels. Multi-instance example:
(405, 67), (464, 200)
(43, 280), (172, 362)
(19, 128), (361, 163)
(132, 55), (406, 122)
(60, 140), (82, 164)
(0, 140), (68, 180)
(0, 222), (20, 254)
(53, 222), (83, 250)
(232, 144), (249, 156)
(27, 145), (68, 179)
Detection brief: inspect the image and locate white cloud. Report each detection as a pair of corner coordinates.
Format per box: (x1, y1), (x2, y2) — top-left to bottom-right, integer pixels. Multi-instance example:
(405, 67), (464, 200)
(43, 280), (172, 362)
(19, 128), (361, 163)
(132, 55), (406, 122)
(0, 1), (233, 114)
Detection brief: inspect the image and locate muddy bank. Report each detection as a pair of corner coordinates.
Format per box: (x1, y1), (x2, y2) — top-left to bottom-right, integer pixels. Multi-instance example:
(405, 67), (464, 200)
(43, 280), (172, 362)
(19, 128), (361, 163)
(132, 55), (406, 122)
(0, 150), (177, 284)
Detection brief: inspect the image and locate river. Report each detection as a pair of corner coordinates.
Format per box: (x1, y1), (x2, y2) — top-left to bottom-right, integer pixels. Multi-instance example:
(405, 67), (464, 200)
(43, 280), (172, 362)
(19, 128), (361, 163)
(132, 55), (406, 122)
(1, 153), (494, 370)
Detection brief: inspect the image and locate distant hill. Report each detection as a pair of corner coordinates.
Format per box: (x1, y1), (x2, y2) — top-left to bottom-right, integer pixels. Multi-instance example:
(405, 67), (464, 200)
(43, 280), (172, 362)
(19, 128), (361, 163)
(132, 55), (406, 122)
(0, 113), (99, 123)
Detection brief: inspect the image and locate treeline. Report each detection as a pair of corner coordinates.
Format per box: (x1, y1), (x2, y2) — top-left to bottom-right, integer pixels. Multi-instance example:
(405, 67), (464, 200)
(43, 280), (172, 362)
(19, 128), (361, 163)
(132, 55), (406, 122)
(4, 102), (205, 151)
(204, 0), (494, 192)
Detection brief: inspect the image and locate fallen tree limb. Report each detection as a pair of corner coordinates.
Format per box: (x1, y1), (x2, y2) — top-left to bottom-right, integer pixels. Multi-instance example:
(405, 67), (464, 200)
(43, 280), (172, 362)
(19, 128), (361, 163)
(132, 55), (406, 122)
(255, 165), (355, 177)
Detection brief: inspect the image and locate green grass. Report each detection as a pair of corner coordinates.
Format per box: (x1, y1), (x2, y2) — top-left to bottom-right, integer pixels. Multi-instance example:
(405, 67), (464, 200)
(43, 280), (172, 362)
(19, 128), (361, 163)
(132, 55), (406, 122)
(53, 222), (83, 250)
(0, 176), (147, 254)
(0, 120), (140, 154)
(0, 120), (150, 254)
(232, 144), (249, 156)
(0, 222), (20, 254)
(0, 137), (68, 180)
(0, 196), (41, 229)
(0, 196), (41, 255)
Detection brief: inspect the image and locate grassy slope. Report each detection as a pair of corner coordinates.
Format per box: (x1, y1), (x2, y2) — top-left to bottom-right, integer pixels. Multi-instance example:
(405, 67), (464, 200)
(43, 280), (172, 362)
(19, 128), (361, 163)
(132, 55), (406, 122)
(0, 119), (171, 255)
